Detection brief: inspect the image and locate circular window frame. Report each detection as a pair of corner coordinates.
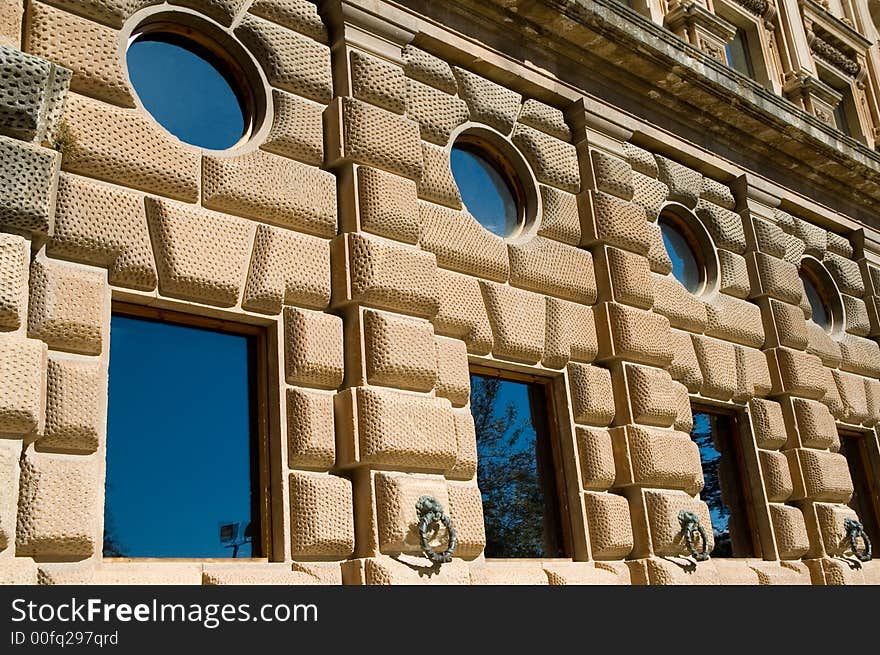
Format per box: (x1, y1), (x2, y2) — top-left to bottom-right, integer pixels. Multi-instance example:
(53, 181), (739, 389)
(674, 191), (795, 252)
(120, 7), (273, 155)
(657, 202), (719, 298)
(799, 256), (845, 338)
(448, 123), (541, 243)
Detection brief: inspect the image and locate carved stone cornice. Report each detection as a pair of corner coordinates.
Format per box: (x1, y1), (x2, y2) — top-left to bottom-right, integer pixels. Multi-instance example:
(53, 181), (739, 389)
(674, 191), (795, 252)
(732, 0), (778, 30)
(809, 31), (861, 78)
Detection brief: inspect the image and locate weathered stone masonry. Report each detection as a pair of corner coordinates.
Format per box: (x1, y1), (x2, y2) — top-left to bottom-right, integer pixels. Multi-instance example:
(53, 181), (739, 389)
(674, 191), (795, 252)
(1, 0), (880, 584)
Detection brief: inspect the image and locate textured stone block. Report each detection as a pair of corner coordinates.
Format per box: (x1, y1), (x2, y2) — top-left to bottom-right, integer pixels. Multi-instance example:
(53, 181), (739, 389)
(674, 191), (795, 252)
(583, 191), (650, 254)
(446, 480), (485, 559)
(748, 252), (802, 304)
(584, 491), (633, 559)
(203, 149), (336, 237)
(243, 223), (331, 314)
(351, 556), (469, 585)
(432, 268), (492, 354)
(454, 68), (521, 135)
(765, 298), (808, 350)
(613, 425), (704, 495)
(350, 50), (406, 114)
(335, 233), (439, 319)
(327, 97), (423, 180)
(235, 14), (331, 102)
(337, 387), (457, 470)
(449, 407), (477, 481)
(833, 370), (870, 425)
(865, 379), (880, 426)
(769, 503), (809, 559)
(543, 562), (628, 585)
(766, 347), (825, 399)
(27, 2), (132, 107)
(203, 562), (339, 585)
(373, 472), (448, 555)
(249, 0), (328, 42)
(41, 354), (103, 454)
(668, 328), (702, 392)
(700, 178), (735, 210)
(842, 295), (870, 337)
(480, 281), (545, 364)
(792, 397), (838, 450)
(518, 99), (570, 141)
(469, 561), (549, 585)
(786, 448), (853, 502)
(631, 171), (668, 222)
(289, 471), (354, 557)
(405, 78), (468, 145)
(286, 387), (335, 469)
(646, 222), (673, 275)
(823, 251), (864, 297)
(359, 166), (421, 243)
(759, 449), (793, 502)
(568, 363), (615, 426)
(625, 364), (677, 428)
(0, 233), (27, 330)
(820, 366), (846, 419)
(60, 94), (198, 202)
(0, 559), (37, 585)
(705, 294), (764, 347)
(642, 489), (713, 557)
(623, 143), (658, 177)
(749, 398), (786, 449)
(781, 231), (807, 266)
(717, 249), (751, 298)
(814, 503), (861, 558)
(672, 381), (693, 432)
(599, 246), (652, 309)
(651, 273), (707, 332)
(0, 442), (18, 551)
(28, 256), (106, 356)
(695, 200), (746, 253)
(146, 197), (252, 307)
(283, 307), (343, 389)
(838, 333), (880, 378)
(417, 142), (461, 209)
(538, 185), (580, 245)
(805, 320), (841, 367)
(543, 297), (597, 369)
(692, 334), (737, 400)
(17, 452), (99, 558)
(401, 45), (456, 94)
(590, 150), (633, 200)
(655, 156), (701, 207)
(419, 202), (508, 281)
(751, 216), (787, 259)
(49, 173), (156, 291)
(508, 236), (596, 303)
(0, 44), (70, 142)
(577, 427), (615, 490)
(735, 344), (772, 400)
(595, 303), (672, 366)
(164, 0), (249, 27)
(0, 135), (60, 235)
(748, 561), (811, 585)
(0, 336), (46, 436)
(363, 309), (436, 391)
(511, 123), (579, 192)
(434, 336), (469, 407)
(262, 89), (324, 165)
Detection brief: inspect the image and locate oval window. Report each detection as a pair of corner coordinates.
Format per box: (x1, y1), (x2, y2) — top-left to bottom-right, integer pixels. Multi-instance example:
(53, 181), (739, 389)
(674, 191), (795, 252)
(800, 265), (835, 333)
(451, 140), (523, 238)
(127, 29), (252, 150)
(659, 213), (704, 294)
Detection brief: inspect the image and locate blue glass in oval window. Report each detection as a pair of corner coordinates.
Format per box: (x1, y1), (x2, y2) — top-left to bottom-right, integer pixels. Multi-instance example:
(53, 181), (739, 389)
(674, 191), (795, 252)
(451, 144), (520, 238)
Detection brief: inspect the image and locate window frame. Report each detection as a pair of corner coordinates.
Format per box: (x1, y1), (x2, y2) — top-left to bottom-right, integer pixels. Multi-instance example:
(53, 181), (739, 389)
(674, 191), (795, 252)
(838, 427), (880, 544)
(657, 202), (720, 298)
(105, 302), (278, 562)
(713, 0), (782, 93)
(469, 363), (580, 560)
(799, 255), (845, 337)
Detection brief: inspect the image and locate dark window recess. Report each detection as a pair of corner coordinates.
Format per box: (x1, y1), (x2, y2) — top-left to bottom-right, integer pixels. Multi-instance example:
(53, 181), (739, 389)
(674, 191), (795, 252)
(724, 30), (754, 79)
(839, 432), (880, 544)
(833, 98), (852, 137)
(470, 373), (567, 558)
(104, 312), (263, 559)
(690, 409), (757, 558)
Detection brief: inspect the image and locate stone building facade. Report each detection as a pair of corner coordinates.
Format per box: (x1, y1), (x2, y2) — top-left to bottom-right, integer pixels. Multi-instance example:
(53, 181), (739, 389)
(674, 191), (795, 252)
(1, 0), (880, 585)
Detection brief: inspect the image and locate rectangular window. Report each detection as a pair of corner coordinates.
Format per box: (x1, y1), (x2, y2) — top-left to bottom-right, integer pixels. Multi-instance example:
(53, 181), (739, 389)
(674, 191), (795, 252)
(689, 407), (758, 557)
(833, 98), (852, 137)
(469, 370), (569, 558)
(724, 29), (754, 79)
(103, 306), (270, 559)
(839, 431), (880, 543)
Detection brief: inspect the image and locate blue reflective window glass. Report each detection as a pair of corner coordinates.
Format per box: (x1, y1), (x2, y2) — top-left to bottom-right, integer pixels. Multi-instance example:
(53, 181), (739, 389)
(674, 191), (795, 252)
(127, 35), (246, 150)
(104, 314), (260, 558)
(470, 374), (566, 558)
(660, 217), (703, 293)
(801, 270), (831, 331)
(690, 411), (755, 557)
(451, 144), (520, 237)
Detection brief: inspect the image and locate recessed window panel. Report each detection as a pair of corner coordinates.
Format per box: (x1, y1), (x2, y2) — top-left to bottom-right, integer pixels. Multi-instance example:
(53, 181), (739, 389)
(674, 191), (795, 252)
(104, 312), (263, 559)
(690, 409), (756, 558)
(127, 33), (248, 150)
(724, 30), (754, 79)
(839, 432), (880, 546)
(451, 143), (521, 238)
(659, 215), (703, 294)
(801, 268), (832, 332)
(470, 373), (567, 558)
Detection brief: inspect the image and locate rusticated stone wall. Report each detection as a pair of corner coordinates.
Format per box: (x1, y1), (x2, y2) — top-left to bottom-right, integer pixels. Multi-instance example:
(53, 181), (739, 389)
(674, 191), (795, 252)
(1, 0), (880, 585)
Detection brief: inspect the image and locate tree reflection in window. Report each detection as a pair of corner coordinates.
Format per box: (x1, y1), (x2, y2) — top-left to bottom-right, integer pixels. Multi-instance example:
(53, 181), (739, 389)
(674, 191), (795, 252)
(470, 373), (566, 558)
(689, 410), (756, 558)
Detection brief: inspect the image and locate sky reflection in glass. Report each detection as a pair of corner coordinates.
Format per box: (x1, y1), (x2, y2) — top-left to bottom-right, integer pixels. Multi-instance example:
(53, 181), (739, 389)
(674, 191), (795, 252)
(450, 144), (519, 237)
(104, 315), (256, 558)
(127, 36), (245, 150)
(801, 271), (831, 332)
(660, 219), (703, 293)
